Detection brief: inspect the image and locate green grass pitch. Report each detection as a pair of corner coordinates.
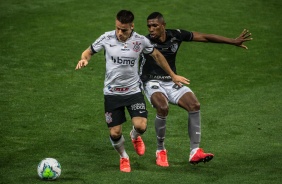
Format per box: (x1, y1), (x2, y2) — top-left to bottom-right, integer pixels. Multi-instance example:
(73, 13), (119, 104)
(0, 0), (281, 183)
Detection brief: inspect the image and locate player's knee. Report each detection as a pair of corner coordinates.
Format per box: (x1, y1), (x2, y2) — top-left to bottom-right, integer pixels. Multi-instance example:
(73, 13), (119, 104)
(156, 104), (169, 117)
(109, 126), (122, 138)
(135, 126), (147, 135)
(190, 101), (200, 111)
(110, 132), (121, 140)
(134, 122), (147, 134)
(132, 117), (147, 133)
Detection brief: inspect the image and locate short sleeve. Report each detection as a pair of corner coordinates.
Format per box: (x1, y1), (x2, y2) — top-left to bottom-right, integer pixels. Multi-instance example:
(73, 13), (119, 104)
(142, 37), (154, 55)
(177, 29), (193, 42)
(90, 34), (106, 53)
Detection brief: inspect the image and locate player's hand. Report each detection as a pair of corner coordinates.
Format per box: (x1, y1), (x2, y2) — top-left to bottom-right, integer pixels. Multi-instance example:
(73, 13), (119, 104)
(172, 75), (190, 87)
(75, 59), (88, 70)
(234, 29), (253, 49)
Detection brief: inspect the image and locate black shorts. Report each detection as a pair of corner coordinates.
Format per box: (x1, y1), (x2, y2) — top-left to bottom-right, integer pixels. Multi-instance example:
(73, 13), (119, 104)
(104, 92), (148, 127)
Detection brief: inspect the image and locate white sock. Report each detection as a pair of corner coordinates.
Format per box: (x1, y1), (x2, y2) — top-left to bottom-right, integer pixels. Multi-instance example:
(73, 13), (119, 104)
(130, 126), (140, 140)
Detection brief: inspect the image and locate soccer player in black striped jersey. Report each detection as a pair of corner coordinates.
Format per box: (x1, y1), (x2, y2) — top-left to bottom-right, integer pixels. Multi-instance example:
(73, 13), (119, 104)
(140, 12), (252, 167)
(75, 10), (189, 172)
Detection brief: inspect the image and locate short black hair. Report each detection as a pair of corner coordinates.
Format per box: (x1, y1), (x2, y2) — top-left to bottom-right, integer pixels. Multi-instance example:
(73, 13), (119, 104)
(147, 12), (165, 23)
(116, 10), (134, 24)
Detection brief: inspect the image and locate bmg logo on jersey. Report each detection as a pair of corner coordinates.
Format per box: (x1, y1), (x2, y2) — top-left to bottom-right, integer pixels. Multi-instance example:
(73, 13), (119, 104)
(111, 56), (136, 67)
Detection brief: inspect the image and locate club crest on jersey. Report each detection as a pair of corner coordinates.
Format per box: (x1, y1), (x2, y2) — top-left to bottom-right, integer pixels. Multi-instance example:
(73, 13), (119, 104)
(170, 43), (178, 53)
(132, 41), (141, 52)
(170, 37), (177, 42)
(105, 112), (112, 124)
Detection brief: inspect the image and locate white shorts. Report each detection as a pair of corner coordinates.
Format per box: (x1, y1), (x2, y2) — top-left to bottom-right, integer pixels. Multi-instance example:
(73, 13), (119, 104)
(143, 80), (193, 105)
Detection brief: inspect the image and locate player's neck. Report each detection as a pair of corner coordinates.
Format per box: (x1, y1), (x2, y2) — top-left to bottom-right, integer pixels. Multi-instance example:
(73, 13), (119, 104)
(159, 33), (166, 43)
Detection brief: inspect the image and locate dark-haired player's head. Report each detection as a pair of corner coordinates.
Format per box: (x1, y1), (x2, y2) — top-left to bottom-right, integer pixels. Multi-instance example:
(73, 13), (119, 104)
(147, 12), (166, 40)
(115, 10), (134, 42)
(116, 10), (134, 24)
(147, 12), (165, 24)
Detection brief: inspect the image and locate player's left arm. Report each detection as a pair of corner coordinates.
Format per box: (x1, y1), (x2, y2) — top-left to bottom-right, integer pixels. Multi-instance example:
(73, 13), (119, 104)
(192, 29), (253, 49)
(149, 49), (190, 86)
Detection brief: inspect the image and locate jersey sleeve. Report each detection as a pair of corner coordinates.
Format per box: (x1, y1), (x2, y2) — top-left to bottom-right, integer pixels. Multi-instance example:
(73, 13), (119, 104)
(176, 29), (193, 42)
(90, 34), (106, 53)
(142, 37), (154, 55)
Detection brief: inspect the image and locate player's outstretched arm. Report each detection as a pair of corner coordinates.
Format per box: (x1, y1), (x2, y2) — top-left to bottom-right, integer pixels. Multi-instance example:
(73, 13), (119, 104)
(192, 29), (253, 49)
(75, 47), (92, 70)
(149, 49), (190, 86)
(234, 29), (253, 49)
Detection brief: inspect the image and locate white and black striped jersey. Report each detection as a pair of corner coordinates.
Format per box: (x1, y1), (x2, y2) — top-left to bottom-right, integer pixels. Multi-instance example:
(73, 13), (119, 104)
(140, 29), (193, 82)
(91, 30), (154, 95)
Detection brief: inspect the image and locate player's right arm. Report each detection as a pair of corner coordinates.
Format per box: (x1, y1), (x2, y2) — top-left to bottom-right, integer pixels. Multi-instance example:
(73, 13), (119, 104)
(76, 33), (106, 70)
(75, 47), (93, 70)
(149, 48), (190, 86)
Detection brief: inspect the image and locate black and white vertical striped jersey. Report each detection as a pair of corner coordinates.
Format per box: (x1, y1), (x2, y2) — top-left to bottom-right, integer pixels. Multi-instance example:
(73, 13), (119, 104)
(140, 29), (193, 82)
(90, 30), (154, 95)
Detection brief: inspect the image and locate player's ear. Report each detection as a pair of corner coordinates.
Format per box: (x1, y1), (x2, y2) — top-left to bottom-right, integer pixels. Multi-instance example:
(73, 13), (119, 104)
(131, 23), (134, 30)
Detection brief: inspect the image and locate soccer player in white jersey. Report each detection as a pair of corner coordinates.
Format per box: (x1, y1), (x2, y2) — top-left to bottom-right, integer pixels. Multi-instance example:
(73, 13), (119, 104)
(75, 10), (189, 172)
(140, 12), (252, 167)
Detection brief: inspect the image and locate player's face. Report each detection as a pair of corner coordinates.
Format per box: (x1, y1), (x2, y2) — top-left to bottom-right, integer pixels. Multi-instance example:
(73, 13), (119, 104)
(147, 18), (165, 39)
(115, 19), (134, 42)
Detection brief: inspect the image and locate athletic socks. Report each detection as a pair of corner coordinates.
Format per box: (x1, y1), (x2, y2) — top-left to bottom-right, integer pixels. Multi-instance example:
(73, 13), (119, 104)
(109, 110), (201, 159)
(155, 115), (167, 151)
(110, 135), (129, 158)
(188, 111), (201, 151)
(130, 126), (140, 140)
(130, 126), (146, 140)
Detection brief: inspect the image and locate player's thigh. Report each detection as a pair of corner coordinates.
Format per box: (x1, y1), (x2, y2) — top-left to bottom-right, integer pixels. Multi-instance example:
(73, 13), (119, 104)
(143, 80), (168, 104)
(151, 92), (168, 109)
(178, 91), (200, 111)
(166, 83), (193, 104)
(104, 95), (127, 128)
(126, 93), (148, 129)
(105, 106), (126, 127)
